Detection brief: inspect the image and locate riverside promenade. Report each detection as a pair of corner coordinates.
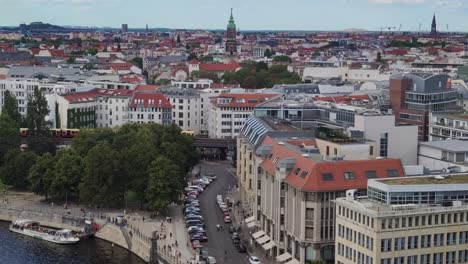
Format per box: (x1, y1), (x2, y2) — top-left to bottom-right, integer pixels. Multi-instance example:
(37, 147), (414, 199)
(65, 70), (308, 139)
(0, 190), (197, 264)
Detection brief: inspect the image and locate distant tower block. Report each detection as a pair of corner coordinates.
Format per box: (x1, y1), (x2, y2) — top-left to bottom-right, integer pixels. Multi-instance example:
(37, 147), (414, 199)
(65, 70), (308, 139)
(225, 8), (237, 55)
(430, 14), (437, 36)
(122, 24), (128, 33)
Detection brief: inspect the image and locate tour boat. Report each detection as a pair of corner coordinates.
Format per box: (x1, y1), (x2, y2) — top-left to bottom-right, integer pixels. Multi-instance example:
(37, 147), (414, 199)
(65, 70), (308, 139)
(9, 219), (80, 244)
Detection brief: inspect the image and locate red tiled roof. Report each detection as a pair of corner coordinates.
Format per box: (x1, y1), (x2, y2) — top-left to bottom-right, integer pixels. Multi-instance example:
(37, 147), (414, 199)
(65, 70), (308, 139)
(314, 95), (370, 104)
(63, 88), (134, 103)
(211, 93), (280, 108)
(0, 75), (6, 80)
(199, 61), (240, 72)
(134, 84), (160, 92)
(120, 76), (142, 84)
(260, 136), (404, 192)
(49, 49), (64, 57)
(129, 93), (172, 108)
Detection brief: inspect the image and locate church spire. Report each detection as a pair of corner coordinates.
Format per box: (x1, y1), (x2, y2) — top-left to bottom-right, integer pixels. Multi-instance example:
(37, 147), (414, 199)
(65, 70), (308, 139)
(431, 13), (437, 35)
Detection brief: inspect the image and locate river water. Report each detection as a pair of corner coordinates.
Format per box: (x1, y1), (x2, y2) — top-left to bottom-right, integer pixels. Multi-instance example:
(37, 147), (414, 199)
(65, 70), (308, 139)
(0, 221), (145, 264)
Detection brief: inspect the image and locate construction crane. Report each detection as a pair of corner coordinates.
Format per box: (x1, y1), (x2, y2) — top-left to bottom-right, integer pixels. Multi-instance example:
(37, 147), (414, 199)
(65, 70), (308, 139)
(398, 24), (402, 32)
(418, 23), (422, 34)
(377, 26), (396, 34)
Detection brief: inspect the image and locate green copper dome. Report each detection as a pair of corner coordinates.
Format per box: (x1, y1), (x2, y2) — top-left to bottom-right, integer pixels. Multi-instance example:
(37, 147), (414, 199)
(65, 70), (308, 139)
(227, 8), (236, 30)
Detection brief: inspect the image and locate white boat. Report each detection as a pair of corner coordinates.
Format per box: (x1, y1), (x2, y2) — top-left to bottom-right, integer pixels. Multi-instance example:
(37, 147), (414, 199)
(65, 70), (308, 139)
(9, 219), (80, 244)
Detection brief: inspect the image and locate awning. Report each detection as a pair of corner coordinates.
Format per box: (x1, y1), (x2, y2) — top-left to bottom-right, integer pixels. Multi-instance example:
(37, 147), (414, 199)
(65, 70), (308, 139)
(247, 221), (256, 228)
(256, 235), (271, 245)
(285, 258), (300, 264)
(252, 230), (265, 239)
(245, 216), (255, 223)
(262, 240), (276, 250)
(276, 252), (292, 262)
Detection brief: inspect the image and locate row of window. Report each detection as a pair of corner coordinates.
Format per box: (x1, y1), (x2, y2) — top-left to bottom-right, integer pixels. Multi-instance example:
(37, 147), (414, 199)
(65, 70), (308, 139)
(337, 205), (375, 228)
(380, 232), (468, 252)
(337, 225), (374, 250)
(321, 169), (398, 182)
(381, 212), (468, 229)
(380, 251), (468, 264)
(337, 243), (373, 264)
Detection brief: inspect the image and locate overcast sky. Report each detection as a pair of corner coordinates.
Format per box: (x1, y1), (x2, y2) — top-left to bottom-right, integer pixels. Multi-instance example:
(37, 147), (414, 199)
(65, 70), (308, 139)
(0, 0), (467, 32)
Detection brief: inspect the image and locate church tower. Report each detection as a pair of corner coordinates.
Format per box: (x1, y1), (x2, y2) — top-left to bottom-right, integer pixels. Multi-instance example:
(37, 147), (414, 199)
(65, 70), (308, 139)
(431, 14), (437, 36)
(225, 8), (237, 55)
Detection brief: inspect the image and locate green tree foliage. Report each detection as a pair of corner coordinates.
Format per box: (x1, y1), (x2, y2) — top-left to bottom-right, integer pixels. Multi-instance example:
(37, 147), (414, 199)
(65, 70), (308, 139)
(51, 149), (84, 201)
(272, 55), (292, 63)
(376, 51), (382, 63)
(264, 49), (274, 58)
(80, 142), (126, 206)
(87, 48), (98, 56)
(2, 90), (22, 125)
(66, 56), (75, 64)
(71, 128), (115, 157)
(313, 50), (320, 57)
(188, 53), (198, 61)
(155, 79), (171, 85)
(199, 55), (213, 62)
(176, 34), (181, 43)
(146, 156), (182, 213)
(26, 87), (55, 155)
(130, 57), (143, 69)
(0, 114), (21, 165)
(28, 153), (55, 200)
(222, 61), (301, 88)
(0, 149), (37, 189)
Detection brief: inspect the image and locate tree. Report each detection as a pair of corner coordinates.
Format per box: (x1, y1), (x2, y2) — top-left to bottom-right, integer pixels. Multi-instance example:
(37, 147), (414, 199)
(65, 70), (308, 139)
(199, 55), (213, 62)
(130, 57), (143, 69)
(146, 156), (183, 213)
(26, 87), (55, 155)
(155, 79), (171, 85)
(51, 149), (84, 202)
(264, 49), (273, 58)
(273, 55), (292, 63)
(176, 34), (181, 43)
(0, 149), (37, 189)
(313, 50), (320, 57)
(0, 113), (21, 165)
(80, 142), (126, 206)
(28, 153), (55, 200)
(190, 71), (200, 79)
(256, 61), (268, 72)
(86, 48), (98, 56)
(376, 52), (382, 63)
(2, 90), (22, 125)
(66, 56), (75, 64)
(188, 53), (198, 61)
(83, 63), (96, 71)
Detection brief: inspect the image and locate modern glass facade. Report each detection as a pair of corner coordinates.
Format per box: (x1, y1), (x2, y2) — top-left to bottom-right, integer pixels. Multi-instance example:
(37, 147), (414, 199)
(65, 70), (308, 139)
(368, 187), (468, 205)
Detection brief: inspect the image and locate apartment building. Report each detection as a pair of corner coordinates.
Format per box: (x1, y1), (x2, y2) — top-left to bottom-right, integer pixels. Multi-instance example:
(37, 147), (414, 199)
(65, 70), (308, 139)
(56, 90), (98, 129)
(95, 89), (134, 128)
(336, 174), (468, 264)
(127, 93), (172, 125)
(159, 87), (203, 134)
(208, 93), (279, 138)
(429, 112), (468, 141)
(390, 73), (461, 141)
(237, 119), (404, 263)
(254, 99), (418, 165)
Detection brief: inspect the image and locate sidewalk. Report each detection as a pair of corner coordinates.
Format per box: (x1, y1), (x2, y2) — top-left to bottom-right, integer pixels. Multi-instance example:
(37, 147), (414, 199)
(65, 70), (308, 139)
(228, 182), (272, 264)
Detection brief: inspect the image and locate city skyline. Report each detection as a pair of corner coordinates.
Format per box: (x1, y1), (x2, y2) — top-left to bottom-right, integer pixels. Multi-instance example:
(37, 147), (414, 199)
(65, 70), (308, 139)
(0, 0), (467, 32)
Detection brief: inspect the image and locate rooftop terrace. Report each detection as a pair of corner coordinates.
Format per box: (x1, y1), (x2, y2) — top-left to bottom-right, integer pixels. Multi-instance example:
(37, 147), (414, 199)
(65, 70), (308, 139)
(380, 174), (468, 185)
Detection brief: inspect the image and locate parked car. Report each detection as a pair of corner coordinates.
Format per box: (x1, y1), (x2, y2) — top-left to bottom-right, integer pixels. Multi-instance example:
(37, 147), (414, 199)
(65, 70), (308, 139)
(224, 215), (232, 223)
(207, 256), (217, 264)
(249, 256), (261, 264)
(191, 240), (203, 249)
(190, 233), (208, 242)
(187, 226), (205, 233)
(185, 214), (204, 220)
(229, 226), (241, 234)
(231, 232), (240, 240)
(236, 243), (247, 253)
(188, 185), (204, 192)
(205, 173), (217, 180)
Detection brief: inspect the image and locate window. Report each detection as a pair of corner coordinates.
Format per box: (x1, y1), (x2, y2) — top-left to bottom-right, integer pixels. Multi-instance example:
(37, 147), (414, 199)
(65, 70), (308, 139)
(447, 232), (456, 245)
(421, 235), (431, 248)
(387, 169), (398, 177)
(300, 171), (308, 179)
(344, 172), (355, 180)
(365, 171), (377, 179)
(407, 256), (417, 264)
(394, 237), (405, 251)
(434, 233), (444, 247)
(321, 173), (333, 181)
(421, 254), (430, 264)
(293, 168), (301, 175)
(381, 239), (391, 252)
(408, 236), (418, 249)
(433, 253), (443, 264)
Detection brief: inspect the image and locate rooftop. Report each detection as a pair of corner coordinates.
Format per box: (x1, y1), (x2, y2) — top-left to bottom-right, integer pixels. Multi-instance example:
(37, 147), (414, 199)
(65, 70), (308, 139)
(419, 139), (468, 152)
(380, 174), (468, 185)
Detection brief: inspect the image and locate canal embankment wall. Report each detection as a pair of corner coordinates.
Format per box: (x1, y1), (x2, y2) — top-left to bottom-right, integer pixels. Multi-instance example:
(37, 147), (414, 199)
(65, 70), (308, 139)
(0, 206), (174, 264)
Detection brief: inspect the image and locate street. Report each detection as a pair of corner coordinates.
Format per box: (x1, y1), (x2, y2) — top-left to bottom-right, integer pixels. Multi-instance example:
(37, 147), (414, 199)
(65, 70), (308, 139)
(197, 160), (249, 264)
